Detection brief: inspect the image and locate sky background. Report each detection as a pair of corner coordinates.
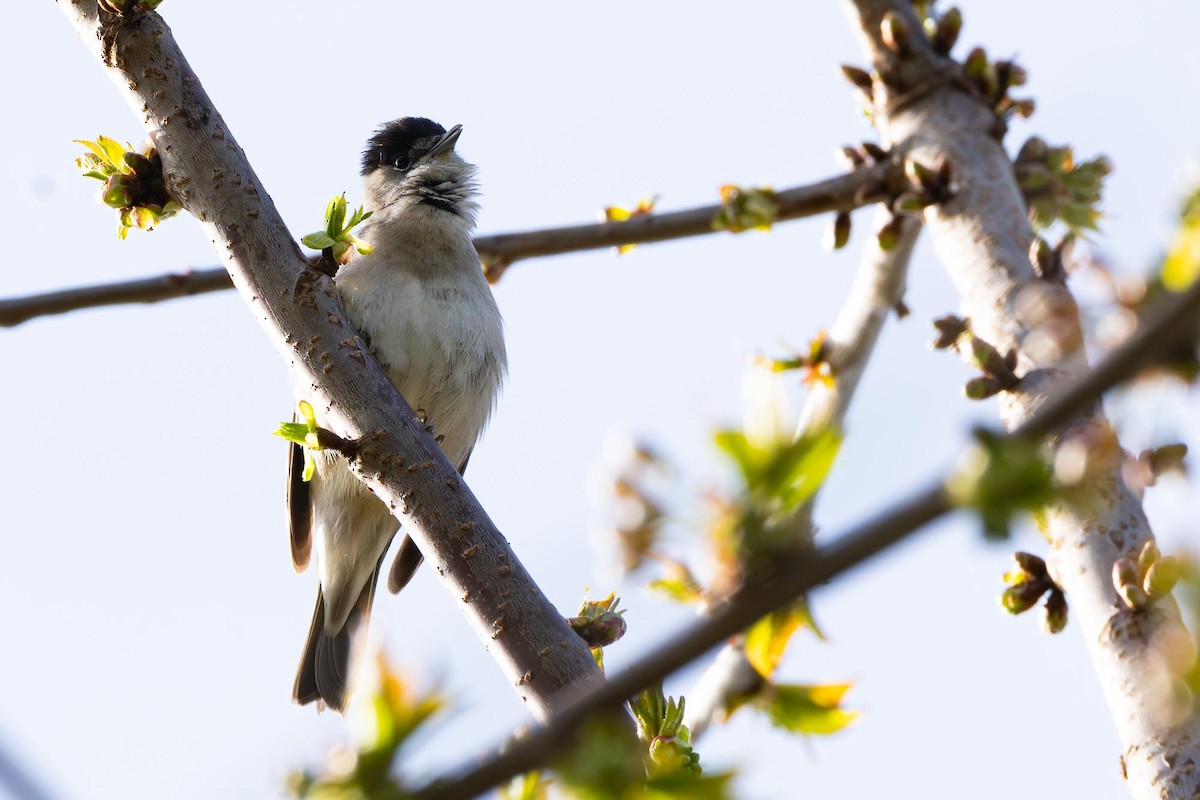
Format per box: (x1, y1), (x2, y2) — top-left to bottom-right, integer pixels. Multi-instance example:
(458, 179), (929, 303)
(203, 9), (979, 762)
(3, 2), (1199, 799)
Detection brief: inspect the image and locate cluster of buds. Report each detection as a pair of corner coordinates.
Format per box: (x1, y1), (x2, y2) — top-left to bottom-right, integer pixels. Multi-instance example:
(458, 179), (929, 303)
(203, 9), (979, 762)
(712, 184), (779, 233)
(921, 6), (963, 55)
(1015, 137), (1112, 233)
(827, 142), (912, 252)
(628, 687), (701, 778)
(895, 157), (957, 212)
(962, 48), (1035, 123)
(930, 315), (1021, 400)
(602, 195), (658, 254)
(1001, 552), (1068, 634)
(1113, 542), (1183, 611)
(76, 136), (180, 239)
(1028, 233), (1074, 284)
(301, 194), (374, 274)
(764, 331), (833, 388)
(962, 334), (1020, 400)
(1122, 444), (1189, 495)
(568, 592), (628, 663)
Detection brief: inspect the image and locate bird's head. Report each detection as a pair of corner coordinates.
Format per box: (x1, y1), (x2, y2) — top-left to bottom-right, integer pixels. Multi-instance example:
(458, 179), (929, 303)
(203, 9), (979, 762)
(360, 117), (478, 223)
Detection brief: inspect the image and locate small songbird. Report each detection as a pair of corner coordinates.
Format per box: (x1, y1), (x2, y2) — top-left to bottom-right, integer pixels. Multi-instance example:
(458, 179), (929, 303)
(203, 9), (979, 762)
(288, 118), (507, 712)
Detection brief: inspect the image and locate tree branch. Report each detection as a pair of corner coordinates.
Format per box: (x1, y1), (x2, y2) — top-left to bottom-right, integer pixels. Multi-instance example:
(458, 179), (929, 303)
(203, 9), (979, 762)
(55, 1), (600, 722)
(415, 265), (1200, 800)
(843, 1), (1200, 796)
(685, 209), (920, 737)
(0, 165), (893, 328)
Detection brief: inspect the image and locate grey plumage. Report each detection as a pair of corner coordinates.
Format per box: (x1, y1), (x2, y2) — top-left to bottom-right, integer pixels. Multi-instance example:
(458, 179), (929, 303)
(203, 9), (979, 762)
(289, 119), (506, 713)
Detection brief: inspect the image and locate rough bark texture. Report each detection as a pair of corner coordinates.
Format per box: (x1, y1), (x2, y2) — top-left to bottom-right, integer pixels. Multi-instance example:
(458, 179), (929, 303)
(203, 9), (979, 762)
(844, 2), (1200, 796)
(56, 1), (601, 722)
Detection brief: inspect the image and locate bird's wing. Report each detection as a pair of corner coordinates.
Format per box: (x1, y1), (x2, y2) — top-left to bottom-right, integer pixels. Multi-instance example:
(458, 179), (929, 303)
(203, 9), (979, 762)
(288, 433), (314, 572)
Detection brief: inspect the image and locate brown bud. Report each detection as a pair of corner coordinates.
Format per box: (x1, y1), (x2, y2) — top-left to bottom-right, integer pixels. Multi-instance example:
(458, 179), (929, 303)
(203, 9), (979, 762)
(836, 146), (867, 170)
(880, 11), (911, 53)
(1113, 557), (1140, 592)
(1001, 580), (1047, 614)
(1016, 136), (1048, 164)
(1145, 556), (1182, 600)
(840, 65), (874, 95)
(964, 375), (1002, 400)
(824, 211), (852, 251)
(931, 314), (969, 350)
(1042, 589), (1068, 634)
(876, 215), (902, 251)
(861, 142), (889, 162)
(932, 7), (962, 54)
(1013, 551), (1048, 580)
(1138, 541), (1161, 577)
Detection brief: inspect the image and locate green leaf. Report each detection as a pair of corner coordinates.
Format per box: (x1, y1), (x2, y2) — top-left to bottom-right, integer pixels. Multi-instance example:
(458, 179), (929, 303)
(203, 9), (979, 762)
(274, 422), (311, 446)
(744, 604), (806, 678)
(347, 235), (374, 256)
(945, 430), (1059, 540)
(713, 430), (761, 487)
(714, 427), (841, 514)
(297, 400), (316, 427)
(96, 135), (129, 171)
(301, 232), (337, 250)
(764, 427), (842, 513)
(648, 576), (704, 604)
(327, 193), (347, 236)
(763, 683), (858, 735)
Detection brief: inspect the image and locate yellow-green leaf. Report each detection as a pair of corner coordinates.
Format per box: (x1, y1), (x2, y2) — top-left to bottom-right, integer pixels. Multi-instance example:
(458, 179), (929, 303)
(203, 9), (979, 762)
(744, 603), (806, 678)
(762, 683), (858, 735)
(1163, 219), (1200, 291)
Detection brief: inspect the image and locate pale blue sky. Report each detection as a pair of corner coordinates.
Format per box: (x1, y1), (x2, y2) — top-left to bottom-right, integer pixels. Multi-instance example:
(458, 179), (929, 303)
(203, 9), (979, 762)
(3, 2), (1199, 799)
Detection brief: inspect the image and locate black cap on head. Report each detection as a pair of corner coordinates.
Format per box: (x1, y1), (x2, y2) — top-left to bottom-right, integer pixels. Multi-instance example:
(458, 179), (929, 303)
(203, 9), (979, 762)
(361, 117), (447, 175)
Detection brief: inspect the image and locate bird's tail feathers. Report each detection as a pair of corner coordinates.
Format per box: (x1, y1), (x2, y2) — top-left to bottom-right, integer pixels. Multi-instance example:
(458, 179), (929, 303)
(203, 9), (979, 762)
(293, 560), (383, 713)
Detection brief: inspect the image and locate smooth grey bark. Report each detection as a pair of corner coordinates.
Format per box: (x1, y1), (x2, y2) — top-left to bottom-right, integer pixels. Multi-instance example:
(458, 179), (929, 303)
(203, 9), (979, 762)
(843, 2), (1200, 796)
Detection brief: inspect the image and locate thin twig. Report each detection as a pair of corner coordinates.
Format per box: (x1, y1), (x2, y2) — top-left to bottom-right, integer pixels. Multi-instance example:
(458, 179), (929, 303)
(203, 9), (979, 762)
(0, 164), (894, 328)
(415, 273), (1200, 799)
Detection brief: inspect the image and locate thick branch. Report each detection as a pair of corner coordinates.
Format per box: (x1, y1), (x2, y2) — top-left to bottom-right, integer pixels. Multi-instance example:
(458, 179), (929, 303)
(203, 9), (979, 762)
(419, 267), (1200, 800)
(56, 2), (600, 721)
(685, 210), (920, 737)
(0, 165), (892, 327)
(844, 1), (1200, 797)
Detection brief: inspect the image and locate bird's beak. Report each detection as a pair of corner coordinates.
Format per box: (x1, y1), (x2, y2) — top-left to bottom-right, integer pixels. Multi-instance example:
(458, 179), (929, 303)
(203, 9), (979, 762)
(424, 124), (463, 161)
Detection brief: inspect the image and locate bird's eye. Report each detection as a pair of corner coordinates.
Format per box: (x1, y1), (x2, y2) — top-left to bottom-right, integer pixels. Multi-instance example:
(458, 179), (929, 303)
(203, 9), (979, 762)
(391, 153), (410, 170)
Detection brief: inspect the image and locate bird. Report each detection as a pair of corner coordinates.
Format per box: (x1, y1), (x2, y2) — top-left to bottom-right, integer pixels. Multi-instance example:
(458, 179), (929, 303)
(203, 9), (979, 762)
(287, 117), (507, 712)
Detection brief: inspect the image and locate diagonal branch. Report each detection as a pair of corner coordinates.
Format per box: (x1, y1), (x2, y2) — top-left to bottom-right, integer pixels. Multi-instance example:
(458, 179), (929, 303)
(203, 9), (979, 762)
(843, 1), (1200, 797)
(416, 271), (1200, 800)
(685, 209), (920, 737)
(0, 164), (894, 328)
(55, 1), (600, 722)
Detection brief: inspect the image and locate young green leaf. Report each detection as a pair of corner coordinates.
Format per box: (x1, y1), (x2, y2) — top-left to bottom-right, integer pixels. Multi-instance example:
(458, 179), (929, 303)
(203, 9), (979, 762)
(744, 603), (807, 679)
(762, 683), (858, 735)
